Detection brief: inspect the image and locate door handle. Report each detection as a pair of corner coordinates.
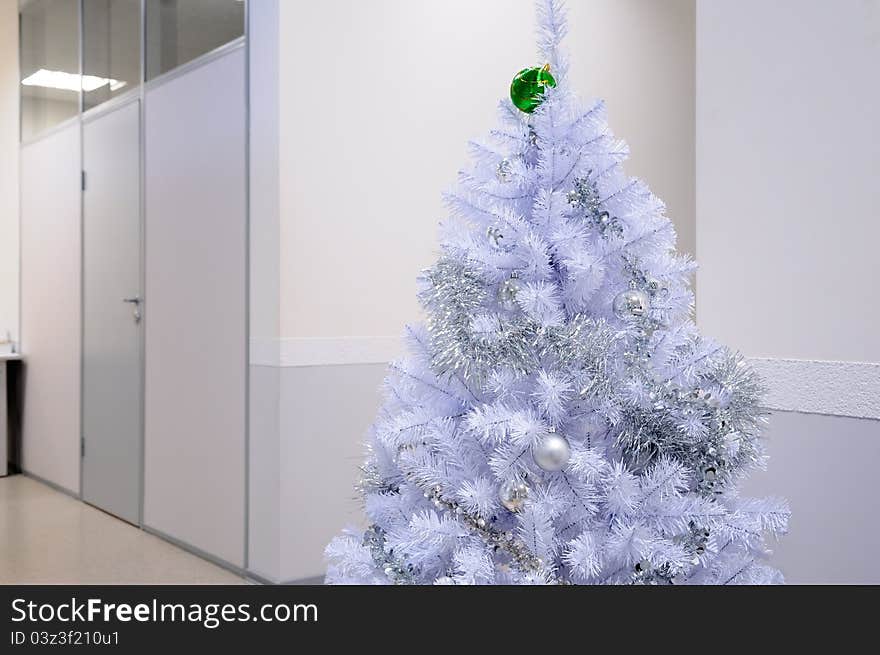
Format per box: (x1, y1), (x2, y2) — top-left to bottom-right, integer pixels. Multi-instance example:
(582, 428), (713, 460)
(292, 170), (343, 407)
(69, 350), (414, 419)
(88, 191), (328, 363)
(122, 296), (142, 323)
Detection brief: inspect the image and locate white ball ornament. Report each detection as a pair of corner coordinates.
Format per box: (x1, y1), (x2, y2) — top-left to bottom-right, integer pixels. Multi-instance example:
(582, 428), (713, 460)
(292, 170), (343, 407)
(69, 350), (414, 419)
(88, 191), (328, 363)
(533, 432), (571, 471)
(612, 288), (650, 320)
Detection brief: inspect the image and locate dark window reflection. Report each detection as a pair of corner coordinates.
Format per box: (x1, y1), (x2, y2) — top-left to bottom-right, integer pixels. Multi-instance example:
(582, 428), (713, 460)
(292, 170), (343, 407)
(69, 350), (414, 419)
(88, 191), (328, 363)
(83, 0), (141, 111)
(19, 0), (80, 141)
(145, 0), (244, 80)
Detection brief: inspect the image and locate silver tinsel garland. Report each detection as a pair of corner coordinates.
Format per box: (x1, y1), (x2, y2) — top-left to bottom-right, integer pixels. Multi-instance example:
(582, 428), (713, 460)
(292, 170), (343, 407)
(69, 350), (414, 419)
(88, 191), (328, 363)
(418, 255), (765, 496)
(418, 482), (563, 584)
(362, 525), (418, 585)
(420, 258), (618, 385)
(359, 457), (563, 583)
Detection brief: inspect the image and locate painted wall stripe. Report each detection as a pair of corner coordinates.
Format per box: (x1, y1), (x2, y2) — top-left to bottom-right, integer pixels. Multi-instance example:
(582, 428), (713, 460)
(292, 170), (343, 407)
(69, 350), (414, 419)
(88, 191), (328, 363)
(250, 336), (403, 368)
(748, 357), (879, 421)
(251, 338), (879, 420)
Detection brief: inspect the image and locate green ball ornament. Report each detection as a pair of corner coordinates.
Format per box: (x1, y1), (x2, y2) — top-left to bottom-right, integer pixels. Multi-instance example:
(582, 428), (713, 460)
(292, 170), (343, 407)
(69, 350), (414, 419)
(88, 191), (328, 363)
(510, 64), (557, 113)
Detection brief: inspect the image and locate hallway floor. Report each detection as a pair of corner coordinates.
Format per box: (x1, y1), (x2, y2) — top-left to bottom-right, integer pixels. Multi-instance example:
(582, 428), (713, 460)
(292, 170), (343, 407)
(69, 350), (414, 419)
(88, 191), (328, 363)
(0, 475), (247, 584)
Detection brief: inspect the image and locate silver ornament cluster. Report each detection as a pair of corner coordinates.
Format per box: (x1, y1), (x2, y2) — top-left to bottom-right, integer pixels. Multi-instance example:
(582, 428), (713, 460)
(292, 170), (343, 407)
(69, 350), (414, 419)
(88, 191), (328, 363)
(567, 176), (623, 238)
(612, 288), (650, 321)
(566, 176), (602, 215)
(362, 525), (417, 585)
(631, 558), (680, 585)
(418, 482), (561, 583)
(622, 255), (669, 300)
(628, 522), (714, 585)
(674, 520), (712, 565)
(356, 459), (399, 496)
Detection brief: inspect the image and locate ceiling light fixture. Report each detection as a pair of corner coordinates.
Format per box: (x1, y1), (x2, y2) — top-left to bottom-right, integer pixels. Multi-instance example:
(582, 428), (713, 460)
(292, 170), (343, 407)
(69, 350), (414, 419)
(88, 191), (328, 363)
(21, 69), (127, 93)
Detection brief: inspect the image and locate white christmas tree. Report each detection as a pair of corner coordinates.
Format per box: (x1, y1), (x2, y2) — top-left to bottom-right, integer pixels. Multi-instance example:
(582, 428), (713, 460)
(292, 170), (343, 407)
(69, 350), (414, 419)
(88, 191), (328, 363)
(326, 0), (788, 585)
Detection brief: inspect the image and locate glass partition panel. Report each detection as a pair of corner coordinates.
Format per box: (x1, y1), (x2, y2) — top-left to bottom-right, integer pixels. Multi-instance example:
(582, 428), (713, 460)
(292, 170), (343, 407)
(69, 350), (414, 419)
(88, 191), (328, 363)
(82, 0), (142, 111)
(145, 0), (245, 80)
(19, 0), (80, 141)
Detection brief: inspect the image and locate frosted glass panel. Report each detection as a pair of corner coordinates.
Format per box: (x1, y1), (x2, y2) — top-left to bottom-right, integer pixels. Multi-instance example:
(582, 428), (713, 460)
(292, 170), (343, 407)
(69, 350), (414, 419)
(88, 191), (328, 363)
(19, 0), (80, 141)
(145, 0), (244, 80)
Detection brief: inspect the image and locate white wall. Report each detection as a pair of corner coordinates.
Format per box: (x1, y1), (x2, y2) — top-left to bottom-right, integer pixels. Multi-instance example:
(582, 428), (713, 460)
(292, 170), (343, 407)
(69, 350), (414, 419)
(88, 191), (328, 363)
(19, 123), (81, 494)
(742, 411), (880, 584)
(0, 0), (18, 346)
(278, 363), (384, 580)
(697, 0), (880, 582)
(697, 0), (879, 363)
(257, 0), (696, 581)
(278, 0), (695, 340)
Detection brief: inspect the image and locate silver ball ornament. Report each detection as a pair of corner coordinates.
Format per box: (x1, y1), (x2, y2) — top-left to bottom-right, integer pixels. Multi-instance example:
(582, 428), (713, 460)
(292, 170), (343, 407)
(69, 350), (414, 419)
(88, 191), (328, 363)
(499, 479), (529, 513)
(613, 289), (650, 320)
(533, 433), (571, 471)
(497, 277), (522, 312)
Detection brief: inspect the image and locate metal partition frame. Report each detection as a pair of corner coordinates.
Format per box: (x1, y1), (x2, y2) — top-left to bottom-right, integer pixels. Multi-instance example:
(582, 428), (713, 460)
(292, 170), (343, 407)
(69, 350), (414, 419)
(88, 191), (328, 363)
(17, 0), (252, 579)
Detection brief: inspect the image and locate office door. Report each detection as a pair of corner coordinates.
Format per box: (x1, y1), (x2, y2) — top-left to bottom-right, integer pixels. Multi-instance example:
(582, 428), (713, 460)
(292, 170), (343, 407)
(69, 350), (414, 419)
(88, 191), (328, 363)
(81, 100), (142, 524)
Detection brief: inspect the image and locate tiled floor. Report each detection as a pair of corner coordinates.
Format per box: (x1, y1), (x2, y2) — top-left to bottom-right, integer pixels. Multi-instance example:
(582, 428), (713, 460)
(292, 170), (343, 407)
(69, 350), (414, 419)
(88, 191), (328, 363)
(0, 475), (247, 584)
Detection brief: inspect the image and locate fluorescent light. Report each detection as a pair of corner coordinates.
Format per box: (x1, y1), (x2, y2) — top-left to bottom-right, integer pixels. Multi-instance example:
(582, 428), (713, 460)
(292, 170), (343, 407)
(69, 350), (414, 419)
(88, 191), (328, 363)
(21, 68), (127, 93)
